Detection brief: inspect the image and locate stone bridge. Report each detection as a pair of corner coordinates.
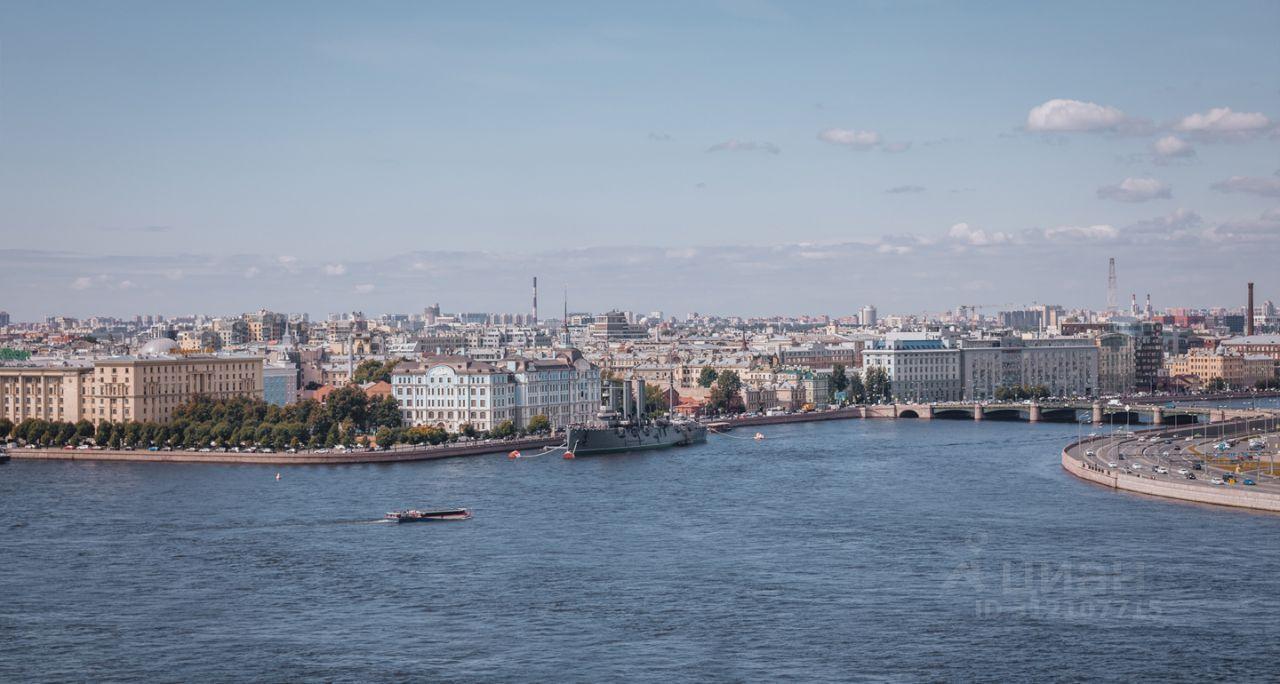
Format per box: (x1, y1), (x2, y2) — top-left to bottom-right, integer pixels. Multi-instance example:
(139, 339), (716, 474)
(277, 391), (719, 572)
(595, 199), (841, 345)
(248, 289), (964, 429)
(860, 401), (1227, 425)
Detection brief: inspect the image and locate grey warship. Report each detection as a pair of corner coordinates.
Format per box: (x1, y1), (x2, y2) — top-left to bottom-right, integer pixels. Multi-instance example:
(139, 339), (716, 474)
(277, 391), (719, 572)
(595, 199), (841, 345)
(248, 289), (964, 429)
(566, 377), (707, 455)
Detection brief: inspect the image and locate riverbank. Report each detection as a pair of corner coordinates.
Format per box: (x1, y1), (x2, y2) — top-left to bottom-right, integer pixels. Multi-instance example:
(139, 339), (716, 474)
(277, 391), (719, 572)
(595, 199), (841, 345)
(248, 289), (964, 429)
(1061, 418), (1280, 513)
(8, 435), (561, 465)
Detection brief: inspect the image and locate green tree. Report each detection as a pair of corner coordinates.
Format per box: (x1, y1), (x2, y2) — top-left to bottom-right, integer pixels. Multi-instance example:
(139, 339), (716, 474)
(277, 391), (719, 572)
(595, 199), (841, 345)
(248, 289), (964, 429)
(643, 383), (671, 416)
(325, 385), (369, 428)
(0, 417), (12, 440)
(830, 363), (849, 401)
(352, 359), (399, 384)
(527, 414), (551, 433)
(368, 396), (403, 429)
(95, 421), (113, 446)
(374, 426), (398, 448)
(697, 366), (719, 388)
(864, 367), (892, 403)
(847, 372), (866, 404)
(491, 420), (516, 439)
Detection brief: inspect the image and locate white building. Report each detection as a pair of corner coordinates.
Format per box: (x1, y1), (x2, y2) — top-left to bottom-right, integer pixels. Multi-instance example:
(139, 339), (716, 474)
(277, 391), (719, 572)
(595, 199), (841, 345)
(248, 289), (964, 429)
(391, 350), (601, 433)
(391, 357), (515, 432)
(502, 350), (601, 429)
(862, 337), (962, 402)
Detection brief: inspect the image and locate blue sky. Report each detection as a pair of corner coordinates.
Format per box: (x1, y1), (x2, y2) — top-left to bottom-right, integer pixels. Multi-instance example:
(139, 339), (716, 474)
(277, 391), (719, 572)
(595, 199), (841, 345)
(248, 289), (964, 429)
(2, 1), (1278, 319)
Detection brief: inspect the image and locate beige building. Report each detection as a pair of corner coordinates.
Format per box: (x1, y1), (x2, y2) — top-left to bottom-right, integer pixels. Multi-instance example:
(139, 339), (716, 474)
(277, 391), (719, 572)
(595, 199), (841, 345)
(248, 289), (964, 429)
(84, 355), (264, 424)
(1165, 350), (1275, 389)
(0, 365), (93, 424)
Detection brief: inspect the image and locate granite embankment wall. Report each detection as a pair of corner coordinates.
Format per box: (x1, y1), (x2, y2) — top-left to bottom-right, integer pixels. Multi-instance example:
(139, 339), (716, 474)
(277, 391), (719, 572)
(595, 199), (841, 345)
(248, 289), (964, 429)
(1061, 450), (1280, 512)
(1061, 419), (1280, 512)
(10, 436), (561, 466)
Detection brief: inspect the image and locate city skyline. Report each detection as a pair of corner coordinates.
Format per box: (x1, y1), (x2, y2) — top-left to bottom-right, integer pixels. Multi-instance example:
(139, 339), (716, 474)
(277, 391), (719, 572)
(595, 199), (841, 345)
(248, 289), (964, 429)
(2, 1), (1278, 316)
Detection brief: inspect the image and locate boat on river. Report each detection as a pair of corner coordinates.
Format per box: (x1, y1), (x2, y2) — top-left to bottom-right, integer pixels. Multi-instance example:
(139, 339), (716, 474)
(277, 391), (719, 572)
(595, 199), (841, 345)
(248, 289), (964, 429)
(566, 376), (706, 456)
(385, 509), (472, 522)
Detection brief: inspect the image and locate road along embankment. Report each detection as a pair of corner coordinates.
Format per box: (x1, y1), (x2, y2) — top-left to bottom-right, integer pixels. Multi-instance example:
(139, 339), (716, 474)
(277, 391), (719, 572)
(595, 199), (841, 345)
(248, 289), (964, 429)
(8, 436), (562, 466)
(1061, 420), (1280, 513)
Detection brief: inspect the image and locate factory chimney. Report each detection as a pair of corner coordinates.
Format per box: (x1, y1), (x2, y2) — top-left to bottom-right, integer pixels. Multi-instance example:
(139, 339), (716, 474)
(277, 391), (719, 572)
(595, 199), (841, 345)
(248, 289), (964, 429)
(1247, 282), (1255, 336)
(532, 277), (538, 327)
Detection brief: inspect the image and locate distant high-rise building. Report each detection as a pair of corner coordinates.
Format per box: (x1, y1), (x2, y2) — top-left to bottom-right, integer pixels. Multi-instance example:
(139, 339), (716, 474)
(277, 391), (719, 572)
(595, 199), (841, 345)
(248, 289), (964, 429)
(0, 310), (9, 327)
(860, 305), (878, 327)
(1107, 257), (1117, 312)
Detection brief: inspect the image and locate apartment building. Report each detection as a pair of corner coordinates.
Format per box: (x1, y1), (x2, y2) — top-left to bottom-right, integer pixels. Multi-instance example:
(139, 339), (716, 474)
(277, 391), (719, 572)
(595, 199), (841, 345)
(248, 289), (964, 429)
(0, 364), (93, 424)
(84, 355), (264, 423)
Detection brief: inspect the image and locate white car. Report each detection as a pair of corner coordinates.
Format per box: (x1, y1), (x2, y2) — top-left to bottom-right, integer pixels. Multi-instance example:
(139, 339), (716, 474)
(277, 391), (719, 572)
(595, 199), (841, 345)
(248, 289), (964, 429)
(1155, 466), (1168, 474)
(1177, 468), (1189, 475)
(1107, 462), (1117, 468)
(1130, 463), (1143, 470)
(1210, 477), (1224, 485)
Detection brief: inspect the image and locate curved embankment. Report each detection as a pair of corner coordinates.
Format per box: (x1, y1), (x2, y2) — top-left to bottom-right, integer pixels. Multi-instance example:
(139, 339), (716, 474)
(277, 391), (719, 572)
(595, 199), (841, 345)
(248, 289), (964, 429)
(1061, 420), (1280, 513)
(9, 436), (561, 466)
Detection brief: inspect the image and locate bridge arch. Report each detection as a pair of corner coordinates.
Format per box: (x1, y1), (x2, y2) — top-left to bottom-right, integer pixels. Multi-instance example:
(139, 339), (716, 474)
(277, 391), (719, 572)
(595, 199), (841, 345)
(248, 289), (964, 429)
(898, 409), (920, 418)
(933, 409), (973, 420)
(983, 409), (1024, 421)
(1039, 408), (1080, 423)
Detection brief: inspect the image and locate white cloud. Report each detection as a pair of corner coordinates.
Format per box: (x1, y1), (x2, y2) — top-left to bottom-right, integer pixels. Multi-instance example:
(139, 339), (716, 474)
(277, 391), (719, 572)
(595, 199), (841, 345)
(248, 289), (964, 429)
(1210, 175), (1280, 198)
(882, 141), (912, 153)
(665, 247), (698, 259)
(117, 280), (136, 290)
(1043, 224), (1119, 242)
(243, 266), (261, 279)
(886, 185), (926, 194)
(706, 139), (780, 154)
(1125, 208), (1203, 240)
(277, 255), (300, 273)
(163, 268), (184, 281)
(1207, 209), (1280, 242)
(1097, 177), (1172, 202)
(1175, 107), (1271, 138)
(818, 128), (883, 149)
(1152, 135), (1194, 159)
(1026, 99), (1126, 132)
(354, 283), (376, 294)
(323, 263), (347, 276)
(875, 243), (911, 255)
(70, 276), (95, 291)
(947, 222), (1010, 246)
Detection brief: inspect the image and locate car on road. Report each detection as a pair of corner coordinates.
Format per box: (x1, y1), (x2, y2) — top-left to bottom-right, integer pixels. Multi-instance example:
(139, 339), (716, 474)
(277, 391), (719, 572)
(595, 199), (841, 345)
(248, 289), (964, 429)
(1155, 466), (1169, 474)
(1192, 462), (1202, 470)
(1107, 462), (1117, 468)
(1086, 450), (1096, 457)
(1177, 468), (1189, 475)
(1243, 479), (1256, 486)
(1185, 473), (1197, 480)
(1210, 477), (1224, 485)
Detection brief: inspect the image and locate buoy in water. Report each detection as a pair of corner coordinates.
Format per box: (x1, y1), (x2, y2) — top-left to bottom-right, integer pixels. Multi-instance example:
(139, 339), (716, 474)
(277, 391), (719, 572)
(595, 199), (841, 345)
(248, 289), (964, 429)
(753, 433), (765, 441)
(563, 451), (575, 459)
(275, 472), (281, 480)
(508, 450), (521, 459)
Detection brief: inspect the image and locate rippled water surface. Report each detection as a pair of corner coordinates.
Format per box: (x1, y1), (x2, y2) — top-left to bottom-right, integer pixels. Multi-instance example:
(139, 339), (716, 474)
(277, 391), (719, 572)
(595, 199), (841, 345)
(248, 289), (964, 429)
(3, 419), (1277, 682)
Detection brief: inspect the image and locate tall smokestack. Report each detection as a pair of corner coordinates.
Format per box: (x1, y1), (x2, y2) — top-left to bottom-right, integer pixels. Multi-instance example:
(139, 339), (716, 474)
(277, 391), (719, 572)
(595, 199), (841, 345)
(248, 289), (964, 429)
(532, 276), (538, 326)
(1247, 282), (1255, 336)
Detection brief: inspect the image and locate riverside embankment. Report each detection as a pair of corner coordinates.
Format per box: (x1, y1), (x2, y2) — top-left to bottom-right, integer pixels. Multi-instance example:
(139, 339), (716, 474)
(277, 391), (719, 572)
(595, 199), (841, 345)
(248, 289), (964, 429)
(1061, 415), (1280, 513)
(9, 435), (561, 465)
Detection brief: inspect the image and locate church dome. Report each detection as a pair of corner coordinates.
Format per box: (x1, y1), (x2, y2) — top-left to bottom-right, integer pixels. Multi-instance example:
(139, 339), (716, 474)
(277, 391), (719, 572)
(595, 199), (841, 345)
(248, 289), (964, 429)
(139, 337), (179, 356)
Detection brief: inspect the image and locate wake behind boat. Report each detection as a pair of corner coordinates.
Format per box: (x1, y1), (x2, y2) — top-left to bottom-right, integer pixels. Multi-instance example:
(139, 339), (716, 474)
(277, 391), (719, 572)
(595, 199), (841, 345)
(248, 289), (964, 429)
(385, 508), (472, 522)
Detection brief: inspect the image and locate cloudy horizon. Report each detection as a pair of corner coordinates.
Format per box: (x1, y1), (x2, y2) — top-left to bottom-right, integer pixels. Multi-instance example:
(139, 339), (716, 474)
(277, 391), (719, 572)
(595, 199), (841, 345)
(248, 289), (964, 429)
(2, 1), (1277, 320)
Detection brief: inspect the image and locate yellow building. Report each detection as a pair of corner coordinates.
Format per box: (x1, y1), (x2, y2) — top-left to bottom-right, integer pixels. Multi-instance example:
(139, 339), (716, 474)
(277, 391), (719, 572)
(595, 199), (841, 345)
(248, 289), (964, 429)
(84, 355), (264, 424)
(0, 365), (93, 424)
(1165, 350), (1275, 388)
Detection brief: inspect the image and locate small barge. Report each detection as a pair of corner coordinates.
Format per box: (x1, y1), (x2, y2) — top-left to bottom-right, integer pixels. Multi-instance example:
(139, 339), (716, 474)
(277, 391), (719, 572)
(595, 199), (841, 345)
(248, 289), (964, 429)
(385, 508), (472, 522)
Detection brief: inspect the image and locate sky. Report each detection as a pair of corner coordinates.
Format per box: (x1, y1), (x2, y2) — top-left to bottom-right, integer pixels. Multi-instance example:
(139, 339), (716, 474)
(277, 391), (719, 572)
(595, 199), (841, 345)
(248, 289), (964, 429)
(1, 1), (1278, 320)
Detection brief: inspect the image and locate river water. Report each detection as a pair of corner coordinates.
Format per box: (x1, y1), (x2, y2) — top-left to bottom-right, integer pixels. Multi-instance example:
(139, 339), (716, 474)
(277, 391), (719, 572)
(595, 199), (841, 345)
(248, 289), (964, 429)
(2, 418), (1277, 682)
